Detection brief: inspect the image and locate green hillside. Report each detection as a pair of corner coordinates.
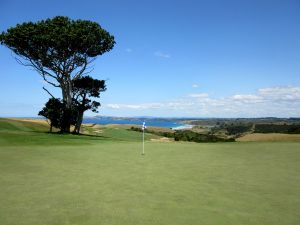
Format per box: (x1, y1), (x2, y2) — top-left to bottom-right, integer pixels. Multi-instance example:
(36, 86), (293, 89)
(0, 118), (160, 146)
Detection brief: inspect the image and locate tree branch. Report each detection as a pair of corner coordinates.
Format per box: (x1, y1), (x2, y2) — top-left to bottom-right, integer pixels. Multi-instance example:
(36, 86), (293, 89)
(73, 56), (89, 79)
(43, 87), (55, 98)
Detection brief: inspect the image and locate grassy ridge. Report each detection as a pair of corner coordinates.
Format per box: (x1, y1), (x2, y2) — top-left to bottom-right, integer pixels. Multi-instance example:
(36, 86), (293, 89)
(237, 133), (300, 142)
(0, 118), (160, 146)
(0, 118), (300, 225)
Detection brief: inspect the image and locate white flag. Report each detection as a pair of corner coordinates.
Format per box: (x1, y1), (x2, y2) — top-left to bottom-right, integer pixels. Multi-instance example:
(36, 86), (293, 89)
(142, 122), (147, 130)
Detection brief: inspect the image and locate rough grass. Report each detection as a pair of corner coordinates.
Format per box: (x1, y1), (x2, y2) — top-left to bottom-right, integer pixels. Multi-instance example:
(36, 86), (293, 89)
(0, 118), (300, 225)
(237, 133), (300, 142)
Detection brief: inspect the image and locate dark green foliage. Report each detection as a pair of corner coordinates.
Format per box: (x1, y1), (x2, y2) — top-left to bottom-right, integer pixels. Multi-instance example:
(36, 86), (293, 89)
(130, 127), (174, 138)
(130, 127), (234, 143)
(73, 76), (106, 106)
(210, 120), (300, 136)
(38, 98), (77, 132)
(0, 16), (115, 70)
(174, 130), (235, 143)
(254, 124), (300, 134)
(224, 123), (253, 135)
(288, 125), (300, 134)
(38, 98), (64, 132)
(72, 76), (106, 134)
(188, 118), (300, 127)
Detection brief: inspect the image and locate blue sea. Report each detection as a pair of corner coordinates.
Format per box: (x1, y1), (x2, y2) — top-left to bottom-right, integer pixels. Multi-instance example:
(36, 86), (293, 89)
(83, 118), (191, 129)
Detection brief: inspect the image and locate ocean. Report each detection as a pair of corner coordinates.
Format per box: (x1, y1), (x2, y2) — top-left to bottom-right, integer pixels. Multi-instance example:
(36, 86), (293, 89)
(83, 117), (190, 129)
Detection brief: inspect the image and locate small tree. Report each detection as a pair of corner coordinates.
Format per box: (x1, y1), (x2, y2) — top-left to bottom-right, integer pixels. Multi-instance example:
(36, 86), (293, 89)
(39, 98), (78, 132)
(72, 76), (106, 134)
(38, 98), (64, 132)
(1, 16), (115, 132)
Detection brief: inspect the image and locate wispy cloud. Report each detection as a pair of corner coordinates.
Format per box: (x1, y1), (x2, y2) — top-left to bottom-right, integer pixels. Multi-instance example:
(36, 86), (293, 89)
(231, 94), (263, 103)
(188, 93), (209, 98)
(106, 104), (121, 109)
(107, 103), (163, 110)
(192, 84), (199, 88)
(104, 86), (300, 117)
(258, 86), (300, 101)
(125, 48), (133, 53)
(154, 51), (170, 58)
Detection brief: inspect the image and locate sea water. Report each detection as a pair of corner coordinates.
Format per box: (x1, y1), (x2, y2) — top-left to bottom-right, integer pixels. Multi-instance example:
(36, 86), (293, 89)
(83, 117), (190, 129)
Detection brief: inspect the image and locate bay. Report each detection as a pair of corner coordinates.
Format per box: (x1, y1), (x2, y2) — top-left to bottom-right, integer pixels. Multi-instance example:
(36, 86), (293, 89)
(83, 117), (186, 129)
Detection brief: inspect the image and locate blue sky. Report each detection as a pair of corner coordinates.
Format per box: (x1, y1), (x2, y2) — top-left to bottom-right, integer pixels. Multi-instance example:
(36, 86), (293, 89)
(1, 0), (300, 117)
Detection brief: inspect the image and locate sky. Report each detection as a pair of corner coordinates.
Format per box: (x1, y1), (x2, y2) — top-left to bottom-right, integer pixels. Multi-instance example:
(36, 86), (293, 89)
(0, 0), (300, 118)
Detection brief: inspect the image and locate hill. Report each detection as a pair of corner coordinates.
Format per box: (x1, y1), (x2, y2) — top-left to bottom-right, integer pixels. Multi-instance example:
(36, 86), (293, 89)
(0, 118), (162, 146)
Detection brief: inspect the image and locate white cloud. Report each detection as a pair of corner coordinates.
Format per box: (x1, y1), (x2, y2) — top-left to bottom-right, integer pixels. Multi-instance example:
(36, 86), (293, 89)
(104, 86), (300, 117)
(154, 51), (170, 58)
(258, 86), (300, 101)
(192, 84), (199, 88)
(106, 104), (121, 109)
(189, 93), (209, 98)
(231, 94), (263, 103)
(106, 103), (164, 110)
(125, 48), (132, 53)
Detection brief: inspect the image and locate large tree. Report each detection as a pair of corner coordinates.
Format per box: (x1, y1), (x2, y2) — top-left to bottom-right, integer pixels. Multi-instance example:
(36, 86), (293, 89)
(0, 16), (115, 132)
(72, 76), (106, 134)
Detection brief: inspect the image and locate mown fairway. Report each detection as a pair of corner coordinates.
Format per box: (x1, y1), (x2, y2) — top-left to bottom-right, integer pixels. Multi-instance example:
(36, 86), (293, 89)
(0, 118), (300, 225)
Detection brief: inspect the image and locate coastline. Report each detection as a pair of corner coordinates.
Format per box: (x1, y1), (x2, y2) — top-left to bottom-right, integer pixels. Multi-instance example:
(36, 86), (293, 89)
(172, 124), (194, 130)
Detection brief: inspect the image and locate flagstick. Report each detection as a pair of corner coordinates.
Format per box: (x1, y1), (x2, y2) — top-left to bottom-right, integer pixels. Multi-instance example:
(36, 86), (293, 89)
(142, 128), (145, 155)
(141, 121), (146, 155)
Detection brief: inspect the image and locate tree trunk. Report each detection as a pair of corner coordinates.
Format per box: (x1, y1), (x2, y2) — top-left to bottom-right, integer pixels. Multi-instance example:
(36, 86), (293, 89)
(74, 110), (84, 134)
(50, 123), (53, 133)
(73, 94), (86, 134)
(60, 78), (73, 133)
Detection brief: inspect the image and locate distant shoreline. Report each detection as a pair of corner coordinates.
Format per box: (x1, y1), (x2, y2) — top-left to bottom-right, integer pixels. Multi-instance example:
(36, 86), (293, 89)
(172, 124), (194, 130)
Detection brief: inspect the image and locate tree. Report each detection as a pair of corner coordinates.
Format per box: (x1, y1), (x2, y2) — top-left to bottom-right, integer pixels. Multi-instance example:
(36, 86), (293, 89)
(38, 98), (77, 132)
(72, 76), (106, 134)
(0, 16), (115, 132)
(38, 98), (64, 132)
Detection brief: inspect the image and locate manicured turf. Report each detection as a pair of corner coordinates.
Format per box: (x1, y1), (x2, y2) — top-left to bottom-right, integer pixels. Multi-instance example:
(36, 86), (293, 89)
(0, 118), (300, 225)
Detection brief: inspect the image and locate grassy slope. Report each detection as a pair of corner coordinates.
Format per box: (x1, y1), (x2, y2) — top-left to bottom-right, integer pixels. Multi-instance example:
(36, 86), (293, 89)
(0, 118), (300, 225)
(0, 118), (160, 146)
(237, 133), (300, 142)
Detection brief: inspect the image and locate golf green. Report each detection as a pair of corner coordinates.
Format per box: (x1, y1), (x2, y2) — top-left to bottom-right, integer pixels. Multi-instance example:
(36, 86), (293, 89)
(0, 119), (299, 224)
(0, 141), (300, 225)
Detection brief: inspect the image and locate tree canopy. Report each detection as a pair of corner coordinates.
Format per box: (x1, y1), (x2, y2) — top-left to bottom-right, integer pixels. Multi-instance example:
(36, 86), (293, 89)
(0, 16), (115, 85)
(38, 98), (65, 132)
(38, 98), (78, 133)
(72, 76), (106, 133)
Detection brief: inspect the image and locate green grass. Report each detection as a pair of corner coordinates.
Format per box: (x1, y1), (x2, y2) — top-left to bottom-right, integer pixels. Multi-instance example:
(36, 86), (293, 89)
(0, 118), (159, 146)
(0, 118), (300, 225)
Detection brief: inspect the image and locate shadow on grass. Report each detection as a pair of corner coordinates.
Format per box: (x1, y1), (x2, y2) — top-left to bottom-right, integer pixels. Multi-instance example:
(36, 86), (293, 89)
(42, 131), (114, 140)
(0, 131), (116, 147)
